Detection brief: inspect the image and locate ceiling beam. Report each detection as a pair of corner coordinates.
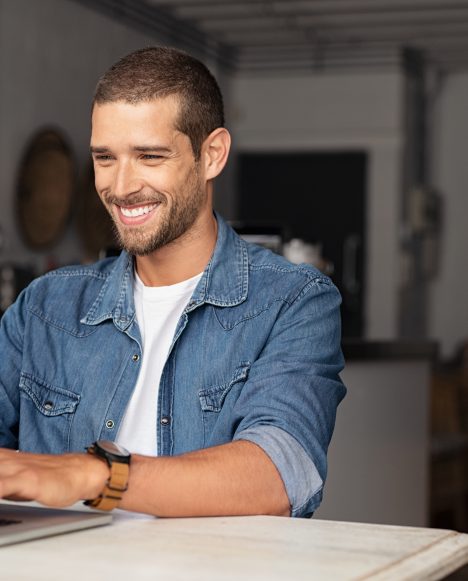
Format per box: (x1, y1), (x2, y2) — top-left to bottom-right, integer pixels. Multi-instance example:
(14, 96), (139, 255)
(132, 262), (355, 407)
(149, 0), (462, 8)
(216, 22), (468, 44)
(198, 12), (468, 33)
(171, 2), (468, 21)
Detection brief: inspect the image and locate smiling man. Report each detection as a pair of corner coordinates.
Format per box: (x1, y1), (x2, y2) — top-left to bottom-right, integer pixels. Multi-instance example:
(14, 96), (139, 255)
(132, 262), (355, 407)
(0, 47), (345, 518)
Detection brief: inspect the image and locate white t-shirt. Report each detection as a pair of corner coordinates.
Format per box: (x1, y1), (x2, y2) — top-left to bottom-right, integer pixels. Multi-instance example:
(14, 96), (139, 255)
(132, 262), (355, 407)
(115, 270), (202, 455)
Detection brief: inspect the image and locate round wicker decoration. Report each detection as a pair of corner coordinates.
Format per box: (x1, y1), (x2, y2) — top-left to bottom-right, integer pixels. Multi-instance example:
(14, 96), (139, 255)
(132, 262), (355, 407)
(16, 129), (74, 249)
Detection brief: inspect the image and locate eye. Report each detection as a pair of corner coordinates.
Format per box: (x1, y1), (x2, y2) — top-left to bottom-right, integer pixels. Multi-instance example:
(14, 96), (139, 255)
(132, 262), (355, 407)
(94, 154), (113, 161)
(141, 154), (163, 160)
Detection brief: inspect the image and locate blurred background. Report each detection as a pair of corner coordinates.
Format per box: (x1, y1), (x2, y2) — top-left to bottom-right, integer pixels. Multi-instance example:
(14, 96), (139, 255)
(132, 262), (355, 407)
(1, 0), (468, 537)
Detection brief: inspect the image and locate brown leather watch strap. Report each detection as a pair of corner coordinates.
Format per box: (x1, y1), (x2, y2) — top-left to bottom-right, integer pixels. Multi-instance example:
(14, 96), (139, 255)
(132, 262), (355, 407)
(86, 451), (130, 511)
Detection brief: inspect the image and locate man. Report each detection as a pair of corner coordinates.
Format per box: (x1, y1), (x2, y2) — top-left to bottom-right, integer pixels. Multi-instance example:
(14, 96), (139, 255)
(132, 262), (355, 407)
(0, 47), (345, 518)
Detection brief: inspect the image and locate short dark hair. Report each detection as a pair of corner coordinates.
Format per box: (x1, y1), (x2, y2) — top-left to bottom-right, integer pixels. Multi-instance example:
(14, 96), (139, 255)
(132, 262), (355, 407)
(93, 46), (225, 160)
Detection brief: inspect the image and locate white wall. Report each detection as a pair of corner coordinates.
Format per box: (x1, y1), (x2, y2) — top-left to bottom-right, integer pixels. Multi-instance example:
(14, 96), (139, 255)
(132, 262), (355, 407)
(316, 357), (430, 527)
(231, 72), (403, 340)
(430, 74), (468, 357)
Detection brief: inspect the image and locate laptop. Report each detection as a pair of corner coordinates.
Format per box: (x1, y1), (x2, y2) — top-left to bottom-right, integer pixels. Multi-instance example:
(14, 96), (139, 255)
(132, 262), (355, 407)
(0, 502), (112, 547)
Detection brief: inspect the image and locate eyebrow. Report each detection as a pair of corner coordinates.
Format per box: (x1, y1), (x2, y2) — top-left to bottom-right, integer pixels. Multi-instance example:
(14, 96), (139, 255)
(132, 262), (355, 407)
(90, 146), (109, 154)
(90, 145), (173, 154)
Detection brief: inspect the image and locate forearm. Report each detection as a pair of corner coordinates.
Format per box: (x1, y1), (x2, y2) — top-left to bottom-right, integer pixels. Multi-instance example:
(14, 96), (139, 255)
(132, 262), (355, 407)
(120, 440), (290, 517)
(0, 441), (290, 517)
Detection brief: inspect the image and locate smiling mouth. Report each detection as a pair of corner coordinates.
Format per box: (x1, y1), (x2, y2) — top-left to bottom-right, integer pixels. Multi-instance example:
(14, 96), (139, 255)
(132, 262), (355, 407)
(120, 203), (159, 217)
(116, 202), (161, 225)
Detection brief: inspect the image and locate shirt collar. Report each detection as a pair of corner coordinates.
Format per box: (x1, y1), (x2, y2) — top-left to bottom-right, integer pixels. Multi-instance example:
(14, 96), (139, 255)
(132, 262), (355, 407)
(80, 250), (135, 330)
(81, 212), (249, 327)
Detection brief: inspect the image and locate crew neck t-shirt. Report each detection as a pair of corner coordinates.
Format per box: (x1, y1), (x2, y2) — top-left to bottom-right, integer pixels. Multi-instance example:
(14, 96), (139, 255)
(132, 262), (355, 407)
(115, 270), (202, 455)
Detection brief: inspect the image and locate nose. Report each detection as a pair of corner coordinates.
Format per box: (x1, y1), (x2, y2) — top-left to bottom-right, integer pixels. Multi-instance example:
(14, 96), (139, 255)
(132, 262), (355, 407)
(112, 160), (144, 199)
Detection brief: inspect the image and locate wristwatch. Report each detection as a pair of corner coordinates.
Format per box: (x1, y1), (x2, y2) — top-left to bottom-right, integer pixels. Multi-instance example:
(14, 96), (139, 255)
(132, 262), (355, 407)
(84, 440), (131, 511)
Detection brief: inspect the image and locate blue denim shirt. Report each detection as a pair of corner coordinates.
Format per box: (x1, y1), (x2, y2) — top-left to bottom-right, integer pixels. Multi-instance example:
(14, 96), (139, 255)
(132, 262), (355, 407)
(0, 214), (345, 517)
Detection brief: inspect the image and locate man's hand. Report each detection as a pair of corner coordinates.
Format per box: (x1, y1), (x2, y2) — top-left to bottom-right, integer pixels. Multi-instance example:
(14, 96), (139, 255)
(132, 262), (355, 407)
(0, 448), (109, 507)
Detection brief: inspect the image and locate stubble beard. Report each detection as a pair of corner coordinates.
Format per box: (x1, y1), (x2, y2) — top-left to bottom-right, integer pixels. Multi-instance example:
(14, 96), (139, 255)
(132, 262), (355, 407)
(106, 169), (206, 256)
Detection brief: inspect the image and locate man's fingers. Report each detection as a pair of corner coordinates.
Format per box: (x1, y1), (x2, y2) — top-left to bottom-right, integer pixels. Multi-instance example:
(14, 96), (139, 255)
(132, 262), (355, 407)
(0, 471), (39, 501)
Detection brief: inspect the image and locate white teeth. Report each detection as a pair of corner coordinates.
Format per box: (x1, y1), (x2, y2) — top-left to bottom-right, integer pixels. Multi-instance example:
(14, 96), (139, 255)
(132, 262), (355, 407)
(120, 203), (157, 218)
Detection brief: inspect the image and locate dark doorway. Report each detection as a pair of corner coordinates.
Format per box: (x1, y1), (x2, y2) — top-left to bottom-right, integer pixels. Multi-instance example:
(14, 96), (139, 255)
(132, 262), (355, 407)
(238, 151), (367, 338)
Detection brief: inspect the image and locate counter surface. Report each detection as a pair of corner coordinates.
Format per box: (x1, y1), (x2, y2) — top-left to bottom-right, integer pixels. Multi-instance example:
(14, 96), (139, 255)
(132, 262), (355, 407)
(1, 511), (468, 580)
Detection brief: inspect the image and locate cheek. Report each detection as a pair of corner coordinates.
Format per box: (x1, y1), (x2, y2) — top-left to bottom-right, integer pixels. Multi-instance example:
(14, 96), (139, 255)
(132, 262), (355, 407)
(93, 168), (111, 194)
(142, 168), (185, 197)
(144, 165), (173, 184)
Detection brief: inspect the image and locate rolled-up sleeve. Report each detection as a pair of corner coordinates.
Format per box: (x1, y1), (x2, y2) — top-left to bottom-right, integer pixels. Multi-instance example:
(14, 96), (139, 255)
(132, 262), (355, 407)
(234, 424), (323, 517)
(232, 276), (346, 517)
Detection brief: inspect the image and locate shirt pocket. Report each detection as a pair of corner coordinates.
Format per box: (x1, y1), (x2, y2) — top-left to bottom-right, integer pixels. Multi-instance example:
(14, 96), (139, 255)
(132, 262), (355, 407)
(19, 373), (80, 453)
(197, 362), (250, 445)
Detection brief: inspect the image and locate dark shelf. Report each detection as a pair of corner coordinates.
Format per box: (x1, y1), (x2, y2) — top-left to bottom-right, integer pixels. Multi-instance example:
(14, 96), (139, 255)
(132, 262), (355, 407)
(342, 339), (438, 362)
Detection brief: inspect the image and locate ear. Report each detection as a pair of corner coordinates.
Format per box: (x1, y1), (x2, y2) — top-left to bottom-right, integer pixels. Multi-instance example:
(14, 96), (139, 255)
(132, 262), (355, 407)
(202, 128), (231, 180)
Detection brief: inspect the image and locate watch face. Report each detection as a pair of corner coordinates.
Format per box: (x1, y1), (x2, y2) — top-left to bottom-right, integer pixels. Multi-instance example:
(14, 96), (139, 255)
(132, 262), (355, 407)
(97, 440), (130, 458)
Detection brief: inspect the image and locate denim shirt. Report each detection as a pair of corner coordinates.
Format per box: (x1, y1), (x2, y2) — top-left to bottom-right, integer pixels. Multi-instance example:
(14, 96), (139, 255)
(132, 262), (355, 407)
(0, 214), (345, 517)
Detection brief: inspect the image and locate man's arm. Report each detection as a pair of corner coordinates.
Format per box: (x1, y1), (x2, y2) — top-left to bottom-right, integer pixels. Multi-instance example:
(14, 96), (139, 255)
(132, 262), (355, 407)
(0, 440), (290, 517)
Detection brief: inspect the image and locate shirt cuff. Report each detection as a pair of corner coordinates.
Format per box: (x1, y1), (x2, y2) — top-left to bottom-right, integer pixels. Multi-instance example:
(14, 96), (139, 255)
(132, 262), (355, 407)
(234, 425), (323, 517)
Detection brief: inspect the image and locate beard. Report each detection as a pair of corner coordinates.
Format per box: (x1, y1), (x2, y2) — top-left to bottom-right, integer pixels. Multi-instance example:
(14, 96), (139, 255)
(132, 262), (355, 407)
(104, 167), (206, 256)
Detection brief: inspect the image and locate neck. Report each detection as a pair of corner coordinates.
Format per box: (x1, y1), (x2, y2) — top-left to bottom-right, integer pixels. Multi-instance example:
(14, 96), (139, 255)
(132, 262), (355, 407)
(135, 210), (217, 287)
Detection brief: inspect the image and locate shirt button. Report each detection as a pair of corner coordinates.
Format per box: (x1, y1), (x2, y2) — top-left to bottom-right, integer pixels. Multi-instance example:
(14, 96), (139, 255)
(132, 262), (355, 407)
(161, 417), (171, 426)
(106, 419), (115, 429)
(43, 401), (54, 411)
(132, 354), (140, 362)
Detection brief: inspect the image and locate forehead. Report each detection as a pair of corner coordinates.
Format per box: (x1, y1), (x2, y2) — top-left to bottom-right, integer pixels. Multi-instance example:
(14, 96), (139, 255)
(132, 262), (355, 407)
(91, 96), (181, 143)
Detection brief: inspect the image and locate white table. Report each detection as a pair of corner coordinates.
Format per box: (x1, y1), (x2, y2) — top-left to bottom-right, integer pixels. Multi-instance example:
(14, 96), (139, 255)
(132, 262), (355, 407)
(1, 512), (468, 580)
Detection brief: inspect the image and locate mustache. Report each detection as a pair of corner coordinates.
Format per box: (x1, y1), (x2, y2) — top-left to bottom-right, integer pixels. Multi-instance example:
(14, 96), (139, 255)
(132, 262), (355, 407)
(104, 192), (166, 206)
